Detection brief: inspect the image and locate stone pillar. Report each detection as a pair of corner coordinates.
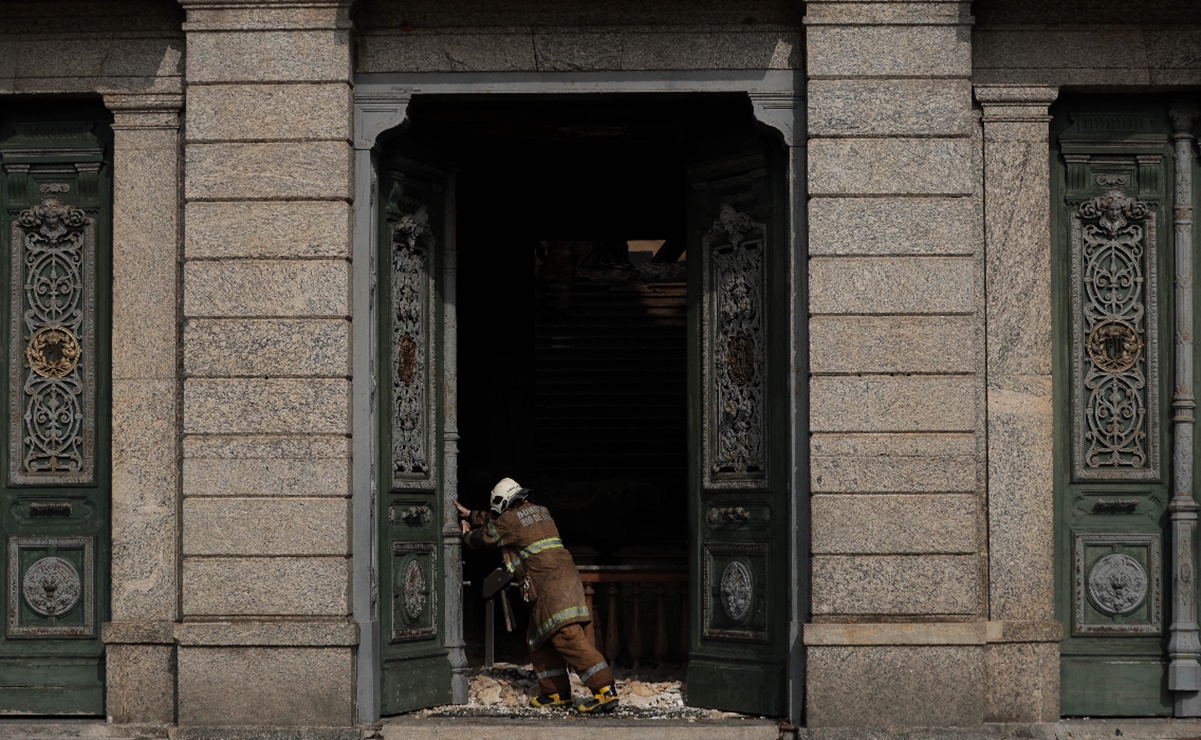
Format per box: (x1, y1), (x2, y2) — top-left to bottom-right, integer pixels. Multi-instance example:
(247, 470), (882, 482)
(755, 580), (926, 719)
(975, 85), (1062, 723)
(177, 1), (357, 733)
(804, 0), (987, 727)
(101, 92), (183, 727)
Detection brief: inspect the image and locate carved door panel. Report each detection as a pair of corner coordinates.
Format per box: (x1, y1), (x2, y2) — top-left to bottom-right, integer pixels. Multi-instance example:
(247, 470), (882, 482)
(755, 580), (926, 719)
(0, 111), (111, 713)
(685, 134), (789, 715)
(1054, 101), (1177, 716)
(377, 145), (459, 713)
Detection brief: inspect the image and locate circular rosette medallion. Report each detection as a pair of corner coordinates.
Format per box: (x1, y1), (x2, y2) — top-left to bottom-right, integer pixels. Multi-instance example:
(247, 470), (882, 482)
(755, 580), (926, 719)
(22, 556), (82, 618)
(719, 560), (753, 623)
(402, 560), (427, 623)
(1087, 553), (1148, 616)
(1086, 320), (1142, 374)
(26, 326), (81, 379)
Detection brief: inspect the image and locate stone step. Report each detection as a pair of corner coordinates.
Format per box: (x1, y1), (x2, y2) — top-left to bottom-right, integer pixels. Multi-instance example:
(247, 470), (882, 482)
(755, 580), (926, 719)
(0, 720), (167, 740)
(378, 717), (781, 740)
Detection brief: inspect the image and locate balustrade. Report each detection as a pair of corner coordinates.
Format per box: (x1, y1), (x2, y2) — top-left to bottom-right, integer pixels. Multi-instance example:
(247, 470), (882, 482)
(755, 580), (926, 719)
(479, 563), (689, 668)
(577, 565), (689, 667)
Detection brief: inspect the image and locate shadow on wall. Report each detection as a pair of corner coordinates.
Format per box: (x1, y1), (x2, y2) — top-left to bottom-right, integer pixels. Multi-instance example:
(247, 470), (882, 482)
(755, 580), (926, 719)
(0, 0), (184, 96)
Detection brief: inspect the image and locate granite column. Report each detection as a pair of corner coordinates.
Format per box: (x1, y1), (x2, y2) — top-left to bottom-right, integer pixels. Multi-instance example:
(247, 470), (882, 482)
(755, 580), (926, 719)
(804, 0), (987, 727)
(101, 92), (184, 728)
(176, 1), (357, 732)
(975, 84), (1062, 723)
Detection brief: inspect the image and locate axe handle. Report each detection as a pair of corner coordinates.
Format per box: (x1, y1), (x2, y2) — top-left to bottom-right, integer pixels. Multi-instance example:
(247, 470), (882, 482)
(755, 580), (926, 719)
(500, 587), (515, 633)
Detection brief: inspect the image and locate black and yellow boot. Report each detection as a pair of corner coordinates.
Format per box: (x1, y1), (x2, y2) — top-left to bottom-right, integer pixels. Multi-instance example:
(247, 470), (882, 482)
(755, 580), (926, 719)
(529, 692), (572, 709)
(576, 683), (619, 714)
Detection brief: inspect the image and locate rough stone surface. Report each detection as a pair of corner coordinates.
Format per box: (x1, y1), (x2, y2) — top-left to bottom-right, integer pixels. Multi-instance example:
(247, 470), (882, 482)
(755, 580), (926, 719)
(382, 717), (779, 740)
(183, 456), (350, 498)
(809, 257), (977, 314)
(973, 25), (1201, 87)
(105, 643), (175, 725)
(174, 620), (358, 646)
(182, 557), (349, 616)
(184, 434), (349, 460)
(809, 197), (981, 256)
(183, 378), (350, 435)
(185, 30), (352, 83)
(182, 497), (349, 556)
(809, 138), (977, 196)
(111, 379), (179, 622)
(987, 376), (1054, 622)
(183, 259), (350, 317)
(183, 434), (349, 498)
(356, 29), (799, 73)
(811, 494), (978, 555)
(0, 34), (184, 95)
(973, 27), (1142, 86)
(111, 124), (180, 382)
(357, 32), (536, 73)
(615, 30), (798, 71)
(806, 645), (985, 727)
(811, 433), (978, 493)
(177, 646), (353, 726)
(810, 316), (976, 374)
(356, 0), (802, 29)
(179, 2), (350, 32)
(807, 25), (971, 78)
(985, 642), (1059, 723)
(185, 200), (351, 259)
(185, 142), (351, 201)
(984, 141), (1053, 379)
(184, 319), (350, 377)
(808, 79), (973, 137)
(812, 555), (980, 615)
(186, 83), (351, 141)
(103, 621), (175, 645)
(805, 622), (987, 647)
(810, 375), (978, 433)
(981, 109), (1056, 625)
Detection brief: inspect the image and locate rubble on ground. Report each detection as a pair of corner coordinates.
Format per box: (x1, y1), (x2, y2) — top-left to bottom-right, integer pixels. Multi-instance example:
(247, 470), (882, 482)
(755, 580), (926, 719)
(412, 662), (748, 720)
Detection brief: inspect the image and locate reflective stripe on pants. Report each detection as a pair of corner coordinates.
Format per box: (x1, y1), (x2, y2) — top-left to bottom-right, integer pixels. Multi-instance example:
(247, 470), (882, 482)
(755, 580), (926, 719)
(529, 622), (615, 695)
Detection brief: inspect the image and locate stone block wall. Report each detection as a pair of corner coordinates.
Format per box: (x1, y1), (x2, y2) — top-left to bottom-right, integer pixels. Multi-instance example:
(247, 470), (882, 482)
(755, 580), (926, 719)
(803, 0), (991, 727)
(974, 0), (1201, 87)
(0, 0), (183, 96)
(354, 0), (803, 73)
(10, 0), (1195, 730)
(176, 0), (357, 729)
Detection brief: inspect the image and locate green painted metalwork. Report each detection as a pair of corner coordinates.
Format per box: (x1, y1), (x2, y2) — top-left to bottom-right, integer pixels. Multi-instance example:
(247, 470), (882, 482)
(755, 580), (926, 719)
(684, 132), (789, 716)
(377, 143), (455, 714)
(1053, 97), (1178, 716)
(0, 105), (112, 715)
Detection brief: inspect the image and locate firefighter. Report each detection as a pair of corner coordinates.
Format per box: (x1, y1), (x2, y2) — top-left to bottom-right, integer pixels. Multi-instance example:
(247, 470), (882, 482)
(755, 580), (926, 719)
(456, 477), (619, 713)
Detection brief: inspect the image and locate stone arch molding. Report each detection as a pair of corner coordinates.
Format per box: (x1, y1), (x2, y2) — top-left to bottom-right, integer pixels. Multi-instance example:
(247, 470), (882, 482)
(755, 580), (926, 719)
(352, 72), (804, 151)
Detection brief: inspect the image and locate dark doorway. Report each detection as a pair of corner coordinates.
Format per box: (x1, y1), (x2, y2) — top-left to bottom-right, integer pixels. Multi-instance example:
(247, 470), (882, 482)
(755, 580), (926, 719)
(401, 94), (755, 667)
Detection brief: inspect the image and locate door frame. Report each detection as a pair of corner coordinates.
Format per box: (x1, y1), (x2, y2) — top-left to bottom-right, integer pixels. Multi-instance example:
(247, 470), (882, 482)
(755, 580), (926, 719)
(351, 70), (807, 724)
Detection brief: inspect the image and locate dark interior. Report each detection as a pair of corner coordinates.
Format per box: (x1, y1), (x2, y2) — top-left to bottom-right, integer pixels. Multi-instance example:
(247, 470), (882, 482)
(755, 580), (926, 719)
(400, 94), (757, 662)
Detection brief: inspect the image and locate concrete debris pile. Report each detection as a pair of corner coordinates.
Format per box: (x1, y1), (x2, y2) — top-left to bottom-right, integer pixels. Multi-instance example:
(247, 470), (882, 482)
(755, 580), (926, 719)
(415, 662), (743, 719)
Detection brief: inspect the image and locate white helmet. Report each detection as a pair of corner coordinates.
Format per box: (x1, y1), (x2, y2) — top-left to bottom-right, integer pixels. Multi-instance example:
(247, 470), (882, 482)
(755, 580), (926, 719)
(490, 477), (528, 516)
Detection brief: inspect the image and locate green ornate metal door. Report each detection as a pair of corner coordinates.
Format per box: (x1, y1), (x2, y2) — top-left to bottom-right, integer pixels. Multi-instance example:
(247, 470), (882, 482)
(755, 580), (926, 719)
(377, 141), (463, 713)
(1053, 99), (1184, 716)
(685, 133), (790, 716)
(0, 110), (111, 713)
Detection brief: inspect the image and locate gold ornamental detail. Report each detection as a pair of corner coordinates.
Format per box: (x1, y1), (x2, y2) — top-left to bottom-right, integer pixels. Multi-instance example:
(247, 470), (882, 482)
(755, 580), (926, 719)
(1086, 319), (1143, 374)
(26, 326), (81, 379)
(726, 332), (755, 386)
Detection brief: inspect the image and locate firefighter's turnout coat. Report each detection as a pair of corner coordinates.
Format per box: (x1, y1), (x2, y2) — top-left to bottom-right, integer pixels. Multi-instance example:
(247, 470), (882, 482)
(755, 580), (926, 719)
(464, 501), (591, 648)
